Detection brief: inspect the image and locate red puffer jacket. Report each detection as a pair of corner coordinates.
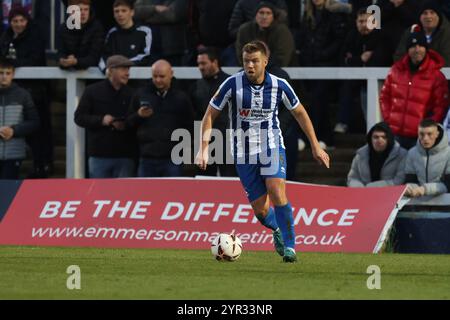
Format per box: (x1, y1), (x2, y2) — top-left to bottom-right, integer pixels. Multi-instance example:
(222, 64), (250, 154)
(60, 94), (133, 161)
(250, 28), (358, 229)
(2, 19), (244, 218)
(380, 49), (449, 138)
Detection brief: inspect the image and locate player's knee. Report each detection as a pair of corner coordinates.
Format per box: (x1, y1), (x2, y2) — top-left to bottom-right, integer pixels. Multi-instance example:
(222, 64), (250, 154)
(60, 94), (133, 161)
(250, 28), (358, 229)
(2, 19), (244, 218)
(252, 203), (269, 216)
(254, 208), (270, 219)
(251, 196), (269, 216)
(267, 187), (287, 206)
(266, 179), (287, 206)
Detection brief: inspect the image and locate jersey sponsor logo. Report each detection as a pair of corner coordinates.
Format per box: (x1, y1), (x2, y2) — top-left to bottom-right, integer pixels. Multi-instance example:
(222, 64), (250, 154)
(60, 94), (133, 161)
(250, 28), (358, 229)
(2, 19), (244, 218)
(253, 92), (263, 109)
(239, 109), (251, 117)
(238, 108), (273, 121)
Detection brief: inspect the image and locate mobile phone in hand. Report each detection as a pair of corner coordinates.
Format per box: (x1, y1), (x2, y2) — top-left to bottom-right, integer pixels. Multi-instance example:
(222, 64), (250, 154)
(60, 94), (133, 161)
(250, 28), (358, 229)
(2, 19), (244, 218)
(140, 100), (151, 109)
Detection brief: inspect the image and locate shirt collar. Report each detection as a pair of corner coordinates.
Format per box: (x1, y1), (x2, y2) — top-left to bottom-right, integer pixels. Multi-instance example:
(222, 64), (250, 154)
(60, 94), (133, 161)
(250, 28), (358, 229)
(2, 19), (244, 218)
(157, 90), (168, 98)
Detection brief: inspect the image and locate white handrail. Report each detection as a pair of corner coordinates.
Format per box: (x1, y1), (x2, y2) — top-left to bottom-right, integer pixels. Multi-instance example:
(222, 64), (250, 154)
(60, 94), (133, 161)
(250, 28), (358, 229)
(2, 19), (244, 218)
(14, 66), (447, 178)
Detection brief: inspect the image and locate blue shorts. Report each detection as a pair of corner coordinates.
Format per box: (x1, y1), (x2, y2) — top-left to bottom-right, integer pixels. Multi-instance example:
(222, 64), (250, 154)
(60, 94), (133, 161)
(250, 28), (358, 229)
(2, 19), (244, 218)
(235, 148), (287, 203)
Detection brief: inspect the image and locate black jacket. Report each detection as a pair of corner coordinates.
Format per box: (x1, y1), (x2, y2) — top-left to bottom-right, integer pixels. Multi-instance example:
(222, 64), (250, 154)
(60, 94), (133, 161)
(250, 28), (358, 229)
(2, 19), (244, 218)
(377, 0), (420, 64)
(74, 79), (137, 158)
(134, 0), (189, 57)
(0, 21), (46, 67)
(0, 20), (48, 109)
(57, 15), (105, 69)
(340, 29), (391, 67)
(99, 24), (152, 71)
(191, 0), (237, 48)
(297, 8), (348, 67)
(190, 70), (229, 133)
(91, 0), (116, 31)
(127, 82), (194, 159)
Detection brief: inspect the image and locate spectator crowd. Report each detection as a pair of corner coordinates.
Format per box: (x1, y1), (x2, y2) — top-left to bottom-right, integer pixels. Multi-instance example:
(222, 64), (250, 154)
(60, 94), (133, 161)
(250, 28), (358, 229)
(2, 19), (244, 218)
(0, 0), (449, 197)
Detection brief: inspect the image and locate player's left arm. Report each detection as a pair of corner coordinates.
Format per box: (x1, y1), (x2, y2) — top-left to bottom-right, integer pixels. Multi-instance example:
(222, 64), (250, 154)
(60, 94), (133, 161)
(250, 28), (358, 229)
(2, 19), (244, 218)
(290, 104), (330, 169)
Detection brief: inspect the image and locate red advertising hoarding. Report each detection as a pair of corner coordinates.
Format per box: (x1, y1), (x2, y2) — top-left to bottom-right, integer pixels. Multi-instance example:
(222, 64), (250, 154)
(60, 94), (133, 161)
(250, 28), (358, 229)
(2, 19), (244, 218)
(0, 179), (406, 253)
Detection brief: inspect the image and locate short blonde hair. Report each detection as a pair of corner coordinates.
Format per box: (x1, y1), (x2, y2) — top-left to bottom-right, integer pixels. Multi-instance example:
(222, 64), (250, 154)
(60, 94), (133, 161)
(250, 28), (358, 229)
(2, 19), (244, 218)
(242, 40), (271, 58)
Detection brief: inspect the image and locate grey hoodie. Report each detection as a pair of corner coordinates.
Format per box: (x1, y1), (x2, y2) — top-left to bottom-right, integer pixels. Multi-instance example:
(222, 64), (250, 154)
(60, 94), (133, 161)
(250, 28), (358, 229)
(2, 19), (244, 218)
(0, 83), (39, 160)
(404, 124), (450, 196)
(347, 142), (407, 187)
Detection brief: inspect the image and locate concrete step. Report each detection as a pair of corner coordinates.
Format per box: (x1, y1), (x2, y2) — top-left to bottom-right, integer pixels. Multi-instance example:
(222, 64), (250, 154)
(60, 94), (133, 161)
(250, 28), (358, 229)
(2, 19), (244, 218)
(298, 147), (357, 162)
(296, 162), (350, 178)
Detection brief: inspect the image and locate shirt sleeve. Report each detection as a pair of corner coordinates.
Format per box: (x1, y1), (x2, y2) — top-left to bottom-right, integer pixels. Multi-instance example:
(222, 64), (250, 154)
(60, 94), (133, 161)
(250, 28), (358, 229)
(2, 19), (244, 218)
(279, 78), (300, 110)
(210, 77), (234, 111)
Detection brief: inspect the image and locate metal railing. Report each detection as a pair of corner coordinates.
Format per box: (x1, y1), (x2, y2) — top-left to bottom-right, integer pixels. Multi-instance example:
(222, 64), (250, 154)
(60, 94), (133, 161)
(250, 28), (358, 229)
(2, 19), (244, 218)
(15, 66), (448, 178)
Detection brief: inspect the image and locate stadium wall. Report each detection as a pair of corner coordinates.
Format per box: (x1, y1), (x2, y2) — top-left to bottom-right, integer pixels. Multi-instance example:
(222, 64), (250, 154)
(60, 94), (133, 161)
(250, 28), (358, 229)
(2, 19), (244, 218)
(395, 195), (450, 254)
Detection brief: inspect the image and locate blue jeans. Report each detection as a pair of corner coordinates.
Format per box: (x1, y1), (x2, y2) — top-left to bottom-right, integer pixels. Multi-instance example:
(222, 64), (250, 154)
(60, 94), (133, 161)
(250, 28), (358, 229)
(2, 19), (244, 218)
(138, 158), (183, 178)
(88, 157), (135, 178)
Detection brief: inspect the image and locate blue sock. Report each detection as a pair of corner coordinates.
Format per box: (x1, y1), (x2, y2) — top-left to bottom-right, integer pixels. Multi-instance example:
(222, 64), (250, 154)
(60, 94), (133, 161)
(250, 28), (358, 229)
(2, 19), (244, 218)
(256, 207), (279, 231)
(274, 203), (295, 249)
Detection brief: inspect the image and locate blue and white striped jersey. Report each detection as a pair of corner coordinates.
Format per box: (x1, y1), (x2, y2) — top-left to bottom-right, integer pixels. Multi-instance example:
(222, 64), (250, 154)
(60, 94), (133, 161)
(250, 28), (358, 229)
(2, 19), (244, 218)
(210, 71), (300, 157)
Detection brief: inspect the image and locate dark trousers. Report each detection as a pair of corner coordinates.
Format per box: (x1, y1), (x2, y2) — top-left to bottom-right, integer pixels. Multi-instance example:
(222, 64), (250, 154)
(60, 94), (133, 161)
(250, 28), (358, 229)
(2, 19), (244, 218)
(20, 81), (53, 176)
(196, 163), (237, 178)
(138, 158), (183, 178)
(88, 157), (135, 178)
(26, 99), (53, 167)
(0, 160), (22, 180)
(283, 124), (301, 182)
(337, 80), (365, 126)
(304, 80), (334, 146)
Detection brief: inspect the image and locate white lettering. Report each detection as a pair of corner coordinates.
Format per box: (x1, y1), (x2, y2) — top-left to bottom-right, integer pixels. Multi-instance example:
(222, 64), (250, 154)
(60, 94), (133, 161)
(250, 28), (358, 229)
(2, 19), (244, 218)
(40, 201), (61, 219)
(161, 202), (184, 221)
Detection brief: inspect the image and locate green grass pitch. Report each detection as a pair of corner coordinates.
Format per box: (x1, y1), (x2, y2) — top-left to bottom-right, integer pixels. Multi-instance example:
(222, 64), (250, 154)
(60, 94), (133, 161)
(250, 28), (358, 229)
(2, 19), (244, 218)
(1, 246), (449, 300)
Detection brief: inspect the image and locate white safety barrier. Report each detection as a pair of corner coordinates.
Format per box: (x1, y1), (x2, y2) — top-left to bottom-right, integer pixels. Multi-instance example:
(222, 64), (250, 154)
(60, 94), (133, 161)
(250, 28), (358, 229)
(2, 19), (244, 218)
(14, 67), (450, 178)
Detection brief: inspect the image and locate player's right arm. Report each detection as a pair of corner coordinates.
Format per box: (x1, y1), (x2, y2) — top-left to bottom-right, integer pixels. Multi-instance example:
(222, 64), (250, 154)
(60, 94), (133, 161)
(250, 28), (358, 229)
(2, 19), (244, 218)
(290, 104), (330, 169)
(195, 105), (221, 170)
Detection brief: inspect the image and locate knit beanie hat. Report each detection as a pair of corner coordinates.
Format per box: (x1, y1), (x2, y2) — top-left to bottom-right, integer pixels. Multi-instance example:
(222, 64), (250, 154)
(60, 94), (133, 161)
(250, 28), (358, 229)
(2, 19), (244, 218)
(406, 25), (428, 50)
(255, 1), (277, 16)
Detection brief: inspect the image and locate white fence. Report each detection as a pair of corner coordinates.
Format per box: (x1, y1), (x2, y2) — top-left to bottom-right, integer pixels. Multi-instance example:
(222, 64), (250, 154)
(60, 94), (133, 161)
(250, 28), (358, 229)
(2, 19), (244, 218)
(15, 66), (450, 178)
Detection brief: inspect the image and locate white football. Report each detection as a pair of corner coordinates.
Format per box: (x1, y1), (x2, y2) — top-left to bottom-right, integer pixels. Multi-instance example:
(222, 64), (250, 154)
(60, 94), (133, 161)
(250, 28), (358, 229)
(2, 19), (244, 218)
(211, 233), (243, 262)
